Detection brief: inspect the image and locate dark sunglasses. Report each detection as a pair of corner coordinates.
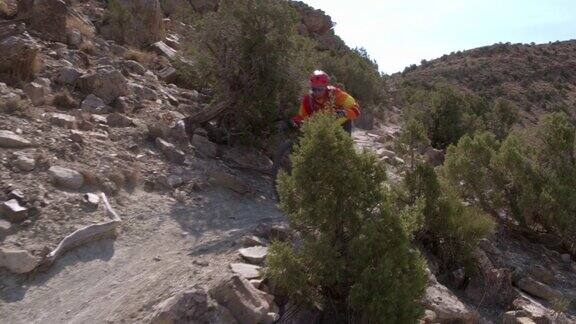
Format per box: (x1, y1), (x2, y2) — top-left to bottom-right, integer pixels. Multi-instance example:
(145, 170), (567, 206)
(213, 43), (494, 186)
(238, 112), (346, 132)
(311, 87), (326, 93)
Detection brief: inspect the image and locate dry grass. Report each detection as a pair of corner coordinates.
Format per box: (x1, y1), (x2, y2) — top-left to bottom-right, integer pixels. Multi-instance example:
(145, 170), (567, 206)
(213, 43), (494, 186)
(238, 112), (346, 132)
(52, 90), (78, 109)
(124, 48), (157, 67)
(0, 0), (16, 18)
(79, 41), (97, 55)
(123, 166), (141, 189)
(67, 15), (95, 38)
(6, 55), (42, 82)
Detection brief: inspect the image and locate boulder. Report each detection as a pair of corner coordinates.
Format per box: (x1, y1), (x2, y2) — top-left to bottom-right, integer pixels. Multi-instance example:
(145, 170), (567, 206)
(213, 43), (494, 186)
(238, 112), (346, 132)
(425, 147), (445, 167)
(0, 29), (40, 79)
(48, 166), (84, 190)
(210, 275), (278, 324)
(528, 265), (556, 285)
(300, 8), (333, 35)
(150, 288), (237, 324)
(0, 130), (32, 148)
(14, 155), (35, 172)
(0, 247), (39, 274)
(83, 193), (100, 208)
(78, 66), (128, 104)
(156, 66), (177, 83)
(151, 41), (177, 59)
(50, 113), (77, 129)
(229, 263), (261, 280)
(81, 94), (108, 114)
(238, 246), (268, 265)
(515, 277), (564, 303)
(209, 171), (249, 194)
(129, 83), (158, 101)
(1, 199), (28, 222)
(107, 113), (135, 128)
(24, 82), (50, 106)
(192, 134), (219, 158)
(422, 272), (477, 323)
(54, 66), (81, 85)
(30, 0), (68, 43)
(155, 138), (186, 164)
(119, 60), (146, 75)
(239, 235), (266, 248)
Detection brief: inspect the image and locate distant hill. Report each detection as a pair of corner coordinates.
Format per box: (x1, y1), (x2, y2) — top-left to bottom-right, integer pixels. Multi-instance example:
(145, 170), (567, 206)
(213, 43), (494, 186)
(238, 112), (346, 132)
(392, 40), (576, 124)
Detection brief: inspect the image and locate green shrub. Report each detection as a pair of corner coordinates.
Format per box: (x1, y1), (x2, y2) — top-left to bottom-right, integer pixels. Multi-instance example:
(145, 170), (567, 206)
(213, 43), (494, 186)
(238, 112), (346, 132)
(395, 118), (429, 170)
(404, 164), (495, 272)
(180, 0), (317, 141)
(267, 113), (426, 323)
(487, 98), (519, 139)
(443, 113), (576, 253)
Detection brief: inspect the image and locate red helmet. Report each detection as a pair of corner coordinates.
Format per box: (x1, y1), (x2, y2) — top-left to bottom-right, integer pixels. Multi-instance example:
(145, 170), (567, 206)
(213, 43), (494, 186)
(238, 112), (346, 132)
(310, 70), (330, 87)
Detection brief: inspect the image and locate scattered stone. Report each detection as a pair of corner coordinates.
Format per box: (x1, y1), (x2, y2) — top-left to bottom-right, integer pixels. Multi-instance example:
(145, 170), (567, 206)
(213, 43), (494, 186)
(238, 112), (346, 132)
(156, 66), (177, 83)
(69, 130), (84, 144)
(24, 82), (50, 106)
(14, 155), (35, 172)
(48, 166), (85, 190)
(83, 193), (100, 207)
(515, 277), (564, 303)
(81, 94), (108, 114)
(208, 171), (249, 194)
(78, 66), (128, 104)
(67, 29), (83, 48)
(120, 60), (146, 75)
(54, 66), (81, 85)
(30, 0), (67, 43)
(254, 223), (290, 242)
(376, 148), (396, 159)
(107, 113), (134, 128)
(210, 275), (278, 324)
(193, 259), (209, 267)
(151, 41), (177, 59)
(0, 247), (39, 274)
(0, 219), (12, 236)
(153, 256), (161, 262)
(451, 268), (466, 288)
(240, 235), (266, 248)
(528, 265), (556, 285)
(1, 199), (28, 222)
(8, 189), (25, 202)
(425, 147), (445, 166)
(0, 130), (32, 149)
(239, 246), (268, 265)
(150, 288), (235, 324)
(50, 113), (77, 129)
(0, 30), (40, 79)
(129, 83), (158, 101)
(91, 114), (108, 125)
(165, 175), (184, 188)
(561, 254), (572, 264)
(229, 263), (261, 280)
(192, 134), (219, 158)
(155, 138), (185, 164)
(422, 272), (477, 323)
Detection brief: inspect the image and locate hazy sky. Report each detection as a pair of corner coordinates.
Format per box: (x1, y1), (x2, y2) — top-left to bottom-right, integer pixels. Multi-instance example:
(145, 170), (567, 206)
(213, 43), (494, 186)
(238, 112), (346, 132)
(302, 0), (576, 74)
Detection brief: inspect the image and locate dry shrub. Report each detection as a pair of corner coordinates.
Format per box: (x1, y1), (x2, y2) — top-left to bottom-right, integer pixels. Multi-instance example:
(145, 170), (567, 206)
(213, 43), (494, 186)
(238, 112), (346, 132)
(0, 97), (26, 113)
(124, 48), (157, 67)
(79, 41), (97, 55)
(52, 89), (78, 109)
(67, 15), (95, 38)
(9, 55), (42, 82)
(0, 0), (16, 18)
(79, 169), (97, 186)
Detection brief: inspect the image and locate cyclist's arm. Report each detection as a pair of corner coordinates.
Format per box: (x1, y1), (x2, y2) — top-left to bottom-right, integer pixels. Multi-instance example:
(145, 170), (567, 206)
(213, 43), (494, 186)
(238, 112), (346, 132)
(292, 96), (311, 127)
(335, 90), (361, 120)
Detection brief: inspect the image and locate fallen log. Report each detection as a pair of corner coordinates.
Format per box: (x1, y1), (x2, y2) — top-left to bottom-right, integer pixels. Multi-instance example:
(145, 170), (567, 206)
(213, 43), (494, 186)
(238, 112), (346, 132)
(41, 193), (122, 267)
(183, 98), (236, 137)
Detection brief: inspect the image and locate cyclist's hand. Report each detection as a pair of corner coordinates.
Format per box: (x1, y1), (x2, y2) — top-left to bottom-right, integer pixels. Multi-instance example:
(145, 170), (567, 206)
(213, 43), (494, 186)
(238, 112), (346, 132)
(335, 109), (347, 118)
(289, 119), (300, 129)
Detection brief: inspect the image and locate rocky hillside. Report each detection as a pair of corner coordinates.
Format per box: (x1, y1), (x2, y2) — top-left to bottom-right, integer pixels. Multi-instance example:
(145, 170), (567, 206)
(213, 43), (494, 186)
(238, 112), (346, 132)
(394, 40), (576, 124)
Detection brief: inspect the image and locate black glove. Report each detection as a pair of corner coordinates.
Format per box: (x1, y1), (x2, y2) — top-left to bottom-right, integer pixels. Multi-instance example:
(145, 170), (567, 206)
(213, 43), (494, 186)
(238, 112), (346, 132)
(335, 109), (347, 118)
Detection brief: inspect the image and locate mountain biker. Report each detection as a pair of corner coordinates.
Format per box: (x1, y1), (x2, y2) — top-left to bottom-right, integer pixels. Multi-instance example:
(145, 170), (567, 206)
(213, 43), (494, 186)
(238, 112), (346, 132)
(291, 70), (361, 134)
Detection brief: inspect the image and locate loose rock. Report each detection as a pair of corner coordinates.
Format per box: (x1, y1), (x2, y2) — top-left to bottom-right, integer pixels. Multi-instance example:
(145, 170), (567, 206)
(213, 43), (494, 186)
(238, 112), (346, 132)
(50, 113), (77, 129)
(0, 219), (12, 236)
(155, 138), (185, 164)
(81, 94), (108, 114)
(78, 66), (128, 104)
(30, 0), (67, 43)
(48, 166), (85, 190)
(1, 199), (28, 222)
(238, 246), (268, 265)
(14, 155), (36, 172)
(515, 277), (564, 303)
(107, 113), (135, 128)
(229, 263), (261, 280)
(209, 171), (249, 194)
(0, 247), (39, 274)
(192, 134), (219, 158)
(83, 193), (100, 207)
(151, 41), (177, 59)
(24, 82), (50, 106)
(0, 130), (32, 148)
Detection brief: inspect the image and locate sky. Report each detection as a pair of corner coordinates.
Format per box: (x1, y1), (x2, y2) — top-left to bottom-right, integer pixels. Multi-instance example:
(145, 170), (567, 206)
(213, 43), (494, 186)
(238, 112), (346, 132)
(302, 0), (576, 74)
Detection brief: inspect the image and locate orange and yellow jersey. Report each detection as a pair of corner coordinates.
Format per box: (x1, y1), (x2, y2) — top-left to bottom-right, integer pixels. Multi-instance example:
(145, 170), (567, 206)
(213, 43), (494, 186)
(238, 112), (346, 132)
(292, 86), (361, 126)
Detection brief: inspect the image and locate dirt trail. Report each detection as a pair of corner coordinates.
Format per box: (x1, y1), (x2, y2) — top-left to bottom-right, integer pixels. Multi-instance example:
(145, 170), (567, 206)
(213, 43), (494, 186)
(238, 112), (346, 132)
(0, 186), (284, 323)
